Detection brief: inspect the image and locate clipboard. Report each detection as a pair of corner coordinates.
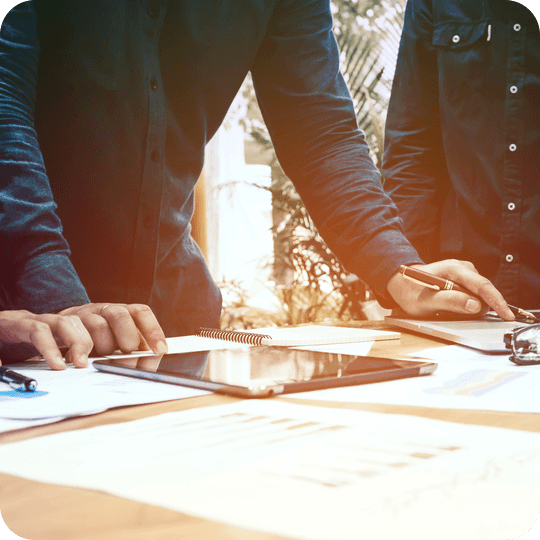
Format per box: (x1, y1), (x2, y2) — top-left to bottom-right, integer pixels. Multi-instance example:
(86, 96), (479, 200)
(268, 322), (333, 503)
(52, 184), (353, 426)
(93, 347), (437, 398)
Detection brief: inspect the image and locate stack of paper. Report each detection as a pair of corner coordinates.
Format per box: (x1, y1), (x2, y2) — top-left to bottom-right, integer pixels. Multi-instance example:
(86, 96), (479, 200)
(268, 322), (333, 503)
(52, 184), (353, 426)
(0, 362), (208, 433)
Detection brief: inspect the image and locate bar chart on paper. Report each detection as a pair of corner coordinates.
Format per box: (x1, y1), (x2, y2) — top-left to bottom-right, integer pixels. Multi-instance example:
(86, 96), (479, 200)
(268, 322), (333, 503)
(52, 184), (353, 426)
(286, 347), (540, 413)
(0, 400), (539, 540)
(424, 369), (529, 397)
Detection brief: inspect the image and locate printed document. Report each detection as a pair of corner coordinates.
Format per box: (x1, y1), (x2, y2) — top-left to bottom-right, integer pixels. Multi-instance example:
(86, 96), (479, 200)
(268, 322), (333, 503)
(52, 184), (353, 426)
(0, 400), (538, 540)
(287, 345), (540, 413)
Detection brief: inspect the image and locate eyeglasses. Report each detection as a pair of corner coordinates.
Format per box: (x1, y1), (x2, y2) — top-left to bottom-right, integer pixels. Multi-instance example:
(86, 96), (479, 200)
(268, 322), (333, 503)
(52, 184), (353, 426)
(504, 323), (540, 365)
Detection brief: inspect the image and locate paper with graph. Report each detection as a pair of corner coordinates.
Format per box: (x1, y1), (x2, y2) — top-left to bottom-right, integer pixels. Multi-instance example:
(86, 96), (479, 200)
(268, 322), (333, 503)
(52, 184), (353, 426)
(287, 345), (540, 413)
(0, 400), (538, 540)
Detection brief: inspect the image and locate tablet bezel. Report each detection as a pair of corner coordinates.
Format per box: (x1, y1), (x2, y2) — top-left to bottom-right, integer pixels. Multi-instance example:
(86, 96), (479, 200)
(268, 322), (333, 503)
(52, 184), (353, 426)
(93, 347), (437, 398)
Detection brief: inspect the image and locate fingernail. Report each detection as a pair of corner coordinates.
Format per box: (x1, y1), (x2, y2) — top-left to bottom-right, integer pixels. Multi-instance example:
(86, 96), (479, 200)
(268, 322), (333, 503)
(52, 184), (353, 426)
(79, 354), (89, 368)
(465, 299), (482, 313)
(156, 340), (168, 354)
(53, 357), (67, 370)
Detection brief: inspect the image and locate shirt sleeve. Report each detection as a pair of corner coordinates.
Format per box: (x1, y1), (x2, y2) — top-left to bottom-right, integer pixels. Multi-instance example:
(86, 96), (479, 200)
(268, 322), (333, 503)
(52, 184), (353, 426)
(0, 2), (89, 313)
(382, 0), (451, 262)
(250, 0), (422, 305)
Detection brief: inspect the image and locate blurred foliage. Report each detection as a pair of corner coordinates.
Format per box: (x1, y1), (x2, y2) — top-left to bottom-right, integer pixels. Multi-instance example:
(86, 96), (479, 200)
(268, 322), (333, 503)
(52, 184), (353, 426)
(219, 279), (283, 330)
(221, 0), (406, 329)
(219, 279), (352, 330)
(333, 0), (406, 168)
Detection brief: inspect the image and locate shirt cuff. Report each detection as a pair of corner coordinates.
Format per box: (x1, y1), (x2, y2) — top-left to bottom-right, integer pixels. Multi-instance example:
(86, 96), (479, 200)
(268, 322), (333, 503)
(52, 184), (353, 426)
(347, 229), (424, 309)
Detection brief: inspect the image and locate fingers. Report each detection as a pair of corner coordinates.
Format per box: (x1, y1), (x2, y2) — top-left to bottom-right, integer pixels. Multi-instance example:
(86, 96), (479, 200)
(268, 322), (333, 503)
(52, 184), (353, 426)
(420, 261), (514, 320)
(58, 303), (167, 356)
(124, 304), (168, 354)
(32, 314), (93, 369)
(0, 311), (93, 370)
(0, 303), (165, 371)
(138, 332), (151, 352)
(387, 260), (514, 320)
(25, 320), (67, 370)
(92, 304), (167, 354)
(93, 305), (140, 354)
(58, 316), (93, 368)
(75, 312), (118, 354)
(414, 287), (485, 317)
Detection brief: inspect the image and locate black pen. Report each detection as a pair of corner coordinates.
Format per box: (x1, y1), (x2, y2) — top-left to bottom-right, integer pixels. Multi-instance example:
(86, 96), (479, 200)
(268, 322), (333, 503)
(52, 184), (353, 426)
(0, 367), (37, 392)
(399, 265), (470, 294)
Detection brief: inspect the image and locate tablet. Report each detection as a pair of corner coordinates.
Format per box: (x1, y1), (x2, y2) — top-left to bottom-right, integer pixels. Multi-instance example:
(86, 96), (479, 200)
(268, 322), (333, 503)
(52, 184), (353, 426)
(93, 346), (437, 398)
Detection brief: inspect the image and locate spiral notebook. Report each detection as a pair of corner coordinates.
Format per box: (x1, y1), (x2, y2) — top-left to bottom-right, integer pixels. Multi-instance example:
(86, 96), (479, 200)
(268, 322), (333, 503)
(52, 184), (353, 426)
(196, 325), (400, 347)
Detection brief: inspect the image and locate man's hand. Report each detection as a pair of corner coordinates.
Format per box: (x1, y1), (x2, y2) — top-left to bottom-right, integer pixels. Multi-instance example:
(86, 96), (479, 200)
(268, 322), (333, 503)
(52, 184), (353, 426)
(57, 303), (168, 356)
(387, 260), (515, 320)
(0, 310), (93, 370)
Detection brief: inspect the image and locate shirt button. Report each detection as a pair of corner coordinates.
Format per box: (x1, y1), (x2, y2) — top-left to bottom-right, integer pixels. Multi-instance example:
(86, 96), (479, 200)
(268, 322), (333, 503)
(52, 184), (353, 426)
(508, 202), (516, 211)
(150, 77), (158, 91)
(510, 85), (518, 94)
(513, 23), (521, 32)
(452, 35), (460, 43)
(509, 143), (517, 152)
(506, 254), (514, 263)
(150, 149), (160, 162)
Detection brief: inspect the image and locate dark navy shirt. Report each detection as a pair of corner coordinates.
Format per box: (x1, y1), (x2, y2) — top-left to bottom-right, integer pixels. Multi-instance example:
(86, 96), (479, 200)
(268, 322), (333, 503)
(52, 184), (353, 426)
(384, 0), (540, 307)
(1, 0), (421, 337)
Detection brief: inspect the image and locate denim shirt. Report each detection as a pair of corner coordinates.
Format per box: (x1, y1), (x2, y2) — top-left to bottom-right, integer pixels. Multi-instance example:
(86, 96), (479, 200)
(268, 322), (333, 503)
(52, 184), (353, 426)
(0, 0), (420, 335)
(383, 0), (540, 306)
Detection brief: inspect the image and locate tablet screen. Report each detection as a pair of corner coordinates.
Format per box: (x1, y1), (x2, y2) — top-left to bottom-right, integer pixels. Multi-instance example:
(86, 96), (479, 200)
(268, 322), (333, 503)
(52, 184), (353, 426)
(94, 346), (435, 396)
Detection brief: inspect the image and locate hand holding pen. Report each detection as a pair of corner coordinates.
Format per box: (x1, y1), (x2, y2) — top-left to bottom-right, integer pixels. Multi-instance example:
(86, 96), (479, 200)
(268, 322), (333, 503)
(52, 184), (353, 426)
(398, 265), (536, 322)
(386, 260), (515, 321)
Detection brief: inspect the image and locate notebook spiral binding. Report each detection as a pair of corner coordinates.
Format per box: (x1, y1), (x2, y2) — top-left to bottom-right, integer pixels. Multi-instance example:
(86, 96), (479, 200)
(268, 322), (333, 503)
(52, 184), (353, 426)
(197, 328), (272, 346)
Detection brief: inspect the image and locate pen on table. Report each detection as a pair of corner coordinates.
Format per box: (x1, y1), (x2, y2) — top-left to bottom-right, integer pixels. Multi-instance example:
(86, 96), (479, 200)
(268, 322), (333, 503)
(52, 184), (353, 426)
(0, 366), (37, 392)
(398, 265), (469, 294)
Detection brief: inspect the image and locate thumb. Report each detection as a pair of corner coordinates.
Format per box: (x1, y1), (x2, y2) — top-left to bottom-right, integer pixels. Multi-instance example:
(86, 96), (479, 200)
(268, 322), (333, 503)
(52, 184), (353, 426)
(427, 290), (484, 316)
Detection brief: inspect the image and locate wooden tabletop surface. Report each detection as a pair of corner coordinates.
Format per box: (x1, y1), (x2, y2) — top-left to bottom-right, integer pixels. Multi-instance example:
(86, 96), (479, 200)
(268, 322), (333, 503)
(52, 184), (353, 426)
(2, 323), (539, 540)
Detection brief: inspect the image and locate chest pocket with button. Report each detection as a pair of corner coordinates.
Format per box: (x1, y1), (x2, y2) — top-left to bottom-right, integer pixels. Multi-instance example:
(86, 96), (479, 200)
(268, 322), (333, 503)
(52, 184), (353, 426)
(432, 20), (491, 49)
(431, 20), (495, 104)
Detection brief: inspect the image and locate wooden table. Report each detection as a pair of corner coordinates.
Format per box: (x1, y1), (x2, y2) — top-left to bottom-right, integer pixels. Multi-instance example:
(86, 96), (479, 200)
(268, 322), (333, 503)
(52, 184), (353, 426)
(2, 324), (539, 540)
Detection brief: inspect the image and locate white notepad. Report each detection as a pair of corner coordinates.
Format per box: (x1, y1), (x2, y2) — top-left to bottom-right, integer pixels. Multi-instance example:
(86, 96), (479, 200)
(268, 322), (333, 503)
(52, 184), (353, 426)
(196, 325), (400, 347)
